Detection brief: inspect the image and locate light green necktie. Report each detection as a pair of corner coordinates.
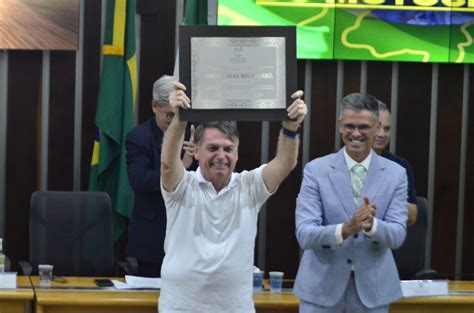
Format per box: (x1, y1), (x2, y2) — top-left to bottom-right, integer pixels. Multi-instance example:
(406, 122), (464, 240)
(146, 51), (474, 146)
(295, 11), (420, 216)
(352, 164), (366, 205)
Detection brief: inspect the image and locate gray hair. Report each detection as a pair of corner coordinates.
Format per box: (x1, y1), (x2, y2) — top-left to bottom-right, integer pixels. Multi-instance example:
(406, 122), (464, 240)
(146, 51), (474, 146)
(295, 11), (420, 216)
(339, 93), (379, 121)
(377, 100), (389, 112)
(152, 75), (176, 107)
(194, 121), (239, 146)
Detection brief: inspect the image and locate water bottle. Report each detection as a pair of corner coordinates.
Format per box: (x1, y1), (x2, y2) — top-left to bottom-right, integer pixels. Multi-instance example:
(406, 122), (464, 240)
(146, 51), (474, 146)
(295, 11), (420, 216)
(0, 238), (5, 272)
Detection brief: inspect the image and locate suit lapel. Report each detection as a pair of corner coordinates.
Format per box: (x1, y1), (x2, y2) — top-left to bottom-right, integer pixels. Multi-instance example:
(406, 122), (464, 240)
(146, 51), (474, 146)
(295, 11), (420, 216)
(328, 149), (355, 219)
(362, 152), (385, 203)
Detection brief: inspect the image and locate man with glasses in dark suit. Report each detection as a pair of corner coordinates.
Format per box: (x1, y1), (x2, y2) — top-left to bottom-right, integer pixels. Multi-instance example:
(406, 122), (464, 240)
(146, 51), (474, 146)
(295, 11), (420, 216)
(125, 75), (195, 277)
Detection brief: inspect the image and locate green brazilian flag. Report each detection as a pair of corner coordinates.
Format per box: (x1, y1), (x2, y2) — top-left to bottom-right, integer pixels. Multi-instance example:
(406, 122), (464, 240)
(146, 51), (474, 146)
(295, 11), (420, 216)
(184, 0), (208, 25)
(88, 0), (137, 241)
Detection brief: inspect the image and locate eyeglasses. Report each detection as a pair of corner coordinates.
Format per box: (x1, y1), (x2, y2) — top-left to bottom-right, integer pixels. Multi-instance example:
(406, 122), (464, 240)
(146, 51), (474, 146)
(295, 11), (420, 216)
(342, 122), (375, 134)
(160, 111), (175, 119)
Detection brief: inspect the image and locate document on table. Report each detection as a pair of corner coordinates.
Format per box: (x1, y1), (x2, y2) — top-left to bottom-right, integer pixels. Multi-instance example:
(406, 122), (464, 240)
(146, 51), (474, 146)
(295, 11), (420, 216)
(0, 272), (17, 288)
(400, 280), (448, 297)
(112, 275), (161, 290)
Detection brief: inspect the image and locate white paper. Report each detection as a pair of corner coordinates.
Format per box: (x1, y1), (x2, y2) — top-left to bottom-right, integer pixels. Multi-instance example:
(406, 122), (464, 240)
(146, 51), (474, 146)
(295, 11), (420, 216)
(111, 275), (161, 290)
(111, 280), (131, 290)
(401, 280), (448, 297)
(0, 272), (17, 289)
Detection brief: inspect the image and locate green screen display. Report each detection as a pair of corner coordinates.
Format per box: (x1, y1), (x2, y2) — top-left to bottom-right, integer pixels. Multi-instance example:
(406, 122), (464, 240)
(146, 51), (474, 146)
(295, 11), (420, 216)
(218, 0), (474, 63)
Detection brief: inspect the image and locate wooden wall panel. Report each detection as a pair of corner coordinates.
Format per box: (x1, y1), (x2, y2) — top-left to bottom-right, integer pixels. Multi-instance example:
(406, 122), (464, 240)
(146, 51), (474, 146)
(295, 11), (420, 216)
(397, 62), (432, 198)
(137, 0), (176, 124)
(432, 64), (463, 277)
(237, 121), (262, 262)
(137, 0), (158, 15)
(265, 122), (302, 277)
(264, 66), (308, 277)
(235, 122), (261, 172)
(366, 61), (392, 106)
(310, 61), (338, 158)
(462, 66), (474, 278)
(5, 51), (43, 268)
(48, 52), (76, 191)
(80, 0), (102, 191)
(343, 60), (361, 95)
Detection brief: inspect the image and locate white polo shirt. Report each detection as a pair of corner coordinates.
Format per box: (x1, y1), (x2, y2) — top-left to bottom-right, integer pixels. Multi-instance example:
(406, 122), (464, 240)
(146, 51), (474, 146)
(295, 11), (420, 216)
(159, 165), (272, 313)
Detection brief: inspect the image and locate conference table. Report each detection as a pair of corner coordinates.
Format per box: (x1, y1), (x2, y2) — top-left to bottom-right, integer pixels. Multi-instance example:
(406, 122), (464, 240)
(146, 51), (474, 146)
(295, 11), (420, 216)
(1, 276), (474, 312)
(31, 276), (299, 313)
(389, 280), (474, 313)
(31, 276), (157, 313)
(0, 276), (34, 313)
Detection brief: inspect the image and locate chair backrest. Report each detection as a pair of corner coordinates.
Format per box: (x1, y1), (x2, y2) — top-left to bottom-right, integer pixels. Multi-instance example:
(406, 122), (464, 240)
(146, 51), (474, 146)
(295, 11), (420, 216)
(29, 191), (116, 276)
(392, 196), (428, 280)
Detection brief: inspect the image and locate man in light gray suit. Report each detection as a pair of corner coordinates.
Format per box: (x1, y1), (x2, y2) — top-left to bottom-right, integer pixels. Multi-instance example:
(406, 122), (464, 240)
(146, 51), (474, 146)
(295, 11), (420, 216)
(294, 93), (408, 313)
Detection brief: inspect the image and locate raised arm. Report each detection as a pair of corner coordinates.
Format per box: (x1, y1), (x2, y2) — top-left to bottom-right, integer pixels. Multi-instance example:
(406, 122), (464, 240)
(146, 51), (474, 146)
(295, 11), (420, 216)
(161, 82), (191, 192)
(262, 90), (307, 192)
(182, 124), (196, 169)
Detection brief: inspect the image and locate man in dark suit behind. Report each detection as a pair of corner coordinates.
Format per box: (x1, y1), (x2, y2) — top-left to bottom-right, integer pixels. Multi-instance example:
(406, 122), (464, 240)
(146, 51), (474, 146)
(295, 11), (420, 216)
(372, 100), (417, 226)
(125, 75), (195, 277)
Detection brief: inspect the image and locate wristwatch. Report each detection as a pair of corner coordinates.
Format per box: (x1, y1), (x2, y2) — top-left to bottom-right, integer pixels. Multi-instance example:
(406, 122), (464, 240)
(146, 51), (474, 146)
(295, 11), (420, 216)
(281, 127), (300, 139)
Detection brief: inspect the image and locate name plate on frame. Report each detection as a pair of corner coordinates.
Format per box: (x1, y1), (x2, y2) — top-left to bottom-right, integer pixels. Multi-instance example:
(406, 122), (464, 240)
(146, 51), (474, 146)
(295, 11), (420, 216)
(400, 280), (449, 297)
(179, 26), (296, 121)
(0, 272), (17, 289)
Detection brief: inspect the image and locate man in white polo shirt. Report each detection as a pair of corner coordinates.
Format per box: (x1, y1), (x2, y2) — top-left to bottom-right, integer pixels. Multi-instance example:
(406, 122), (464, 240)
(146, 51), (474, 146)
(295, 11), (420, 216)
(158, 81), (307, 313)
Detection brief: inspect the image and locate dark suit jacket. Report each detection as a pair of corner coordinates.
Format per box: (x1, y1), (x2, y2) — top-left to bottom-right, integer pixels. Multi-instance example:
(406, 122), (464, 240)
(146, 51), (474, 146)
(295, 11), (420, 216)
(125, 118), (167, 264)
(382, 150), (417, 204)
(126, 118), (196, 266)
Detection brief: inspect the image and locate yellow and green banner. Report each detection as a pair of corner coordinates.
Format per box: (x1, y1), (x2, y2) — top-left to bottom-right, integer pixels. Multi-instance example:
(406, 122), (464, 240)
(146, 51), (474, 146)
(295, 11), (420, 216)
(218, 0), (474, 63)
(89, 0), (137, 240)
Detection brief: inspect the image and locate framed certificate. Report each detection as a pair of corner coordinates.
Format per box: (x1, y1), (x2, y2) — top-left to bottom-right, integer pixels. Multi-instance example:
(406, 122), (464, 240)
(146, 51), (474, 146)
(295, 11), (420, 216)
(179, 25), (297, 121)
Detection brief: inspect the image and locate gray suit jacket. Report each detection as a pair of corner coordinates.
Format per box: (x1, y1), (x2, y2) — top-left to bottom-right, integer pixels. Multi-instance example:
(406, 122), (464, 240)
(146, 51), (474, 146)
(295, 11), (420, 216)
(294, 148), (407, 308)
